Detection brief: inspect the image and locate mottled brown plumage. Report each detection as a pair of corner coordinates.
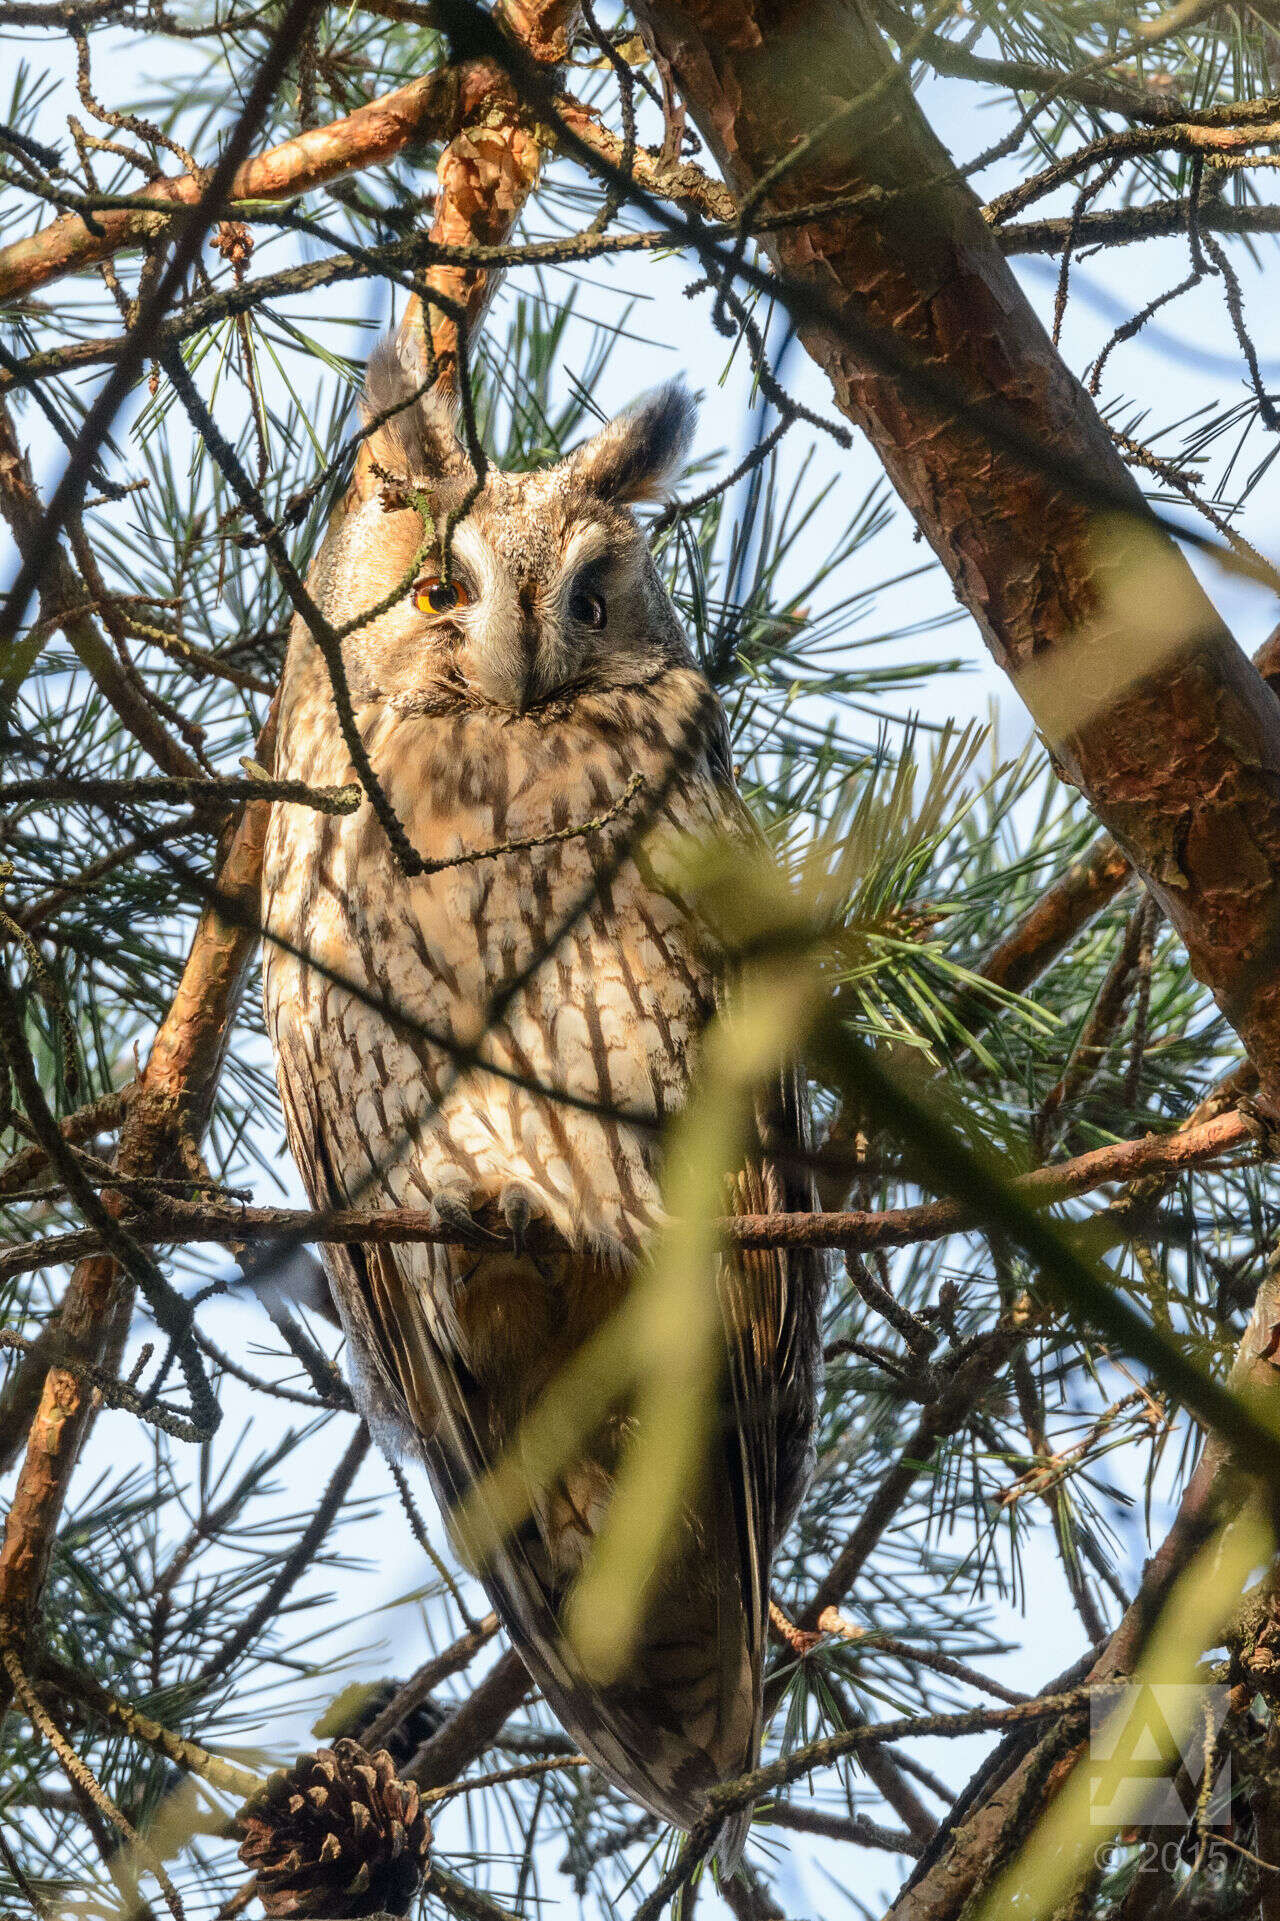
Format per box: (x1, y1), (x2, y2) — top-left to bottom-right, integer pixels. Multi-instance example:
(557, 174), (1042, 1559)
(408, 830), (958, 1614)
(261, 337), (823, 1862)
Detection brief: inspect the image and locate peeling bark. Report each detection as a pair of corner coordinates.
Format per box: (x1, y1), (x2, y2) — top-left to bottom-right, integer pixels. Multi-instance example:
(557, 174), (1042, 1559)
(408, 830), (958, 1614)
(0, 68), (466, 305)
(391, 1), (582, 382)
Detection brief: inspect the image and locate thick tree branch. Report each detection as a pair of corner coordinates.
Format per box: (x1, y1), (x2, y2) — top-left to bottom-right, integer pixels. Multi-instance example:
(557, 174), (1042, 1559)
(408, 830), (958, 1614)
(0, 67), (465, 304)
(0, 722), (275, 1649)
(633, 0), (1280, 1115)
(385, 0), (581, 390)
(0, 88), (733, 316)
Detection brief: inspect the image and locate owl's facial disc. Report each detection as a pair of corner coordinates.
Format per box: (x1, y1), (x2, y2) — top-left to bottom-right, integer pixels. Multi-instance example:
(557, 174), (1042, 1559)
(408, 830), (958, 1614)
(426, 510), (663, 715)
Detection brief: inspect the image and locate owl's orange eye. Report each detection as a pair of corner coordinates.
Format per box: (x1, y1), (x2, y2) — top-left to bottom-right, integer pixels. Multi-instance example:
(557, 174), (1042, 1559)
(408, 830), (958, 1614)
(414, 576), (471, 616)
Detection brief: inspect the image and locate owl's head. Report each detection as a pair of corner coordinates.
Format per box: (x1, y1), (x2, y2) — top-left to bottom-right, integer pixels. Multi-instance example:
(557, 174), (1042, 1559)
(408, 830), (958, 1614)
(329, 338), (698, 717)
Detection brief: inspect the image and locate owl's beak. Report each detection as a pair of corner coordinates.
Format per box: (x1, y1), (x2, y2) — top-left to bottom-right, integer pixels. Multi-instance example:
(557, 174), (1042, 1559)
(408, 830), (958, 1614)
(513, 585), (541, 712)
(461, 603), (542, 714)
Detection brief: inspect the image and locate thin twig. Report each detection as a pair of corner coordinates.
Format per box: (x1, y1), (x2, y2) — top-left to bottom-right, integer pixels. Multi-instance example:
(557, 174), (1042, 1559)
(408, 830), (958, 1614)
(192, 1424), (370, 1684)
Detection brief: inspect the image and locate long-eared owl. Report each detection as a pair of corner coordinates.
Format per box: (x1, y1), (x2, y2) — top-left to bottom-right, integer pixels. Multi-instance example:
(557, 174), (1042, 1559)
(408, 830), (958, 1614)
(261, 337), (823, 1863)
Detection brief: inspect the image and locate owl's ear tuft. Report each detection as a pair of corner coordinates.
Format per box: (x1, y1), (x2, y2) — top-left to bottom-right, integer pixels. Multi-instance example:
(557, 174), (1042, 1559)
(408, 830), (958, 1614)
(570, 381), (696, 504)
(359, 336), (473, 488)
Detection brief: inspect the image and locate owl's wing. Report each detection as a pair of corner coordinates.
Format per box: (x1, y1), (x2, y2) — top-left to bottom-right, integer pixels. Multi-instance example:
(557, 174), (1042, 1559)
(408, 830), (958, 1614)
(271, 1022), (443, 1443)
(700, 721), (825, 1853)
(711, 1066), (824, 1864)
(732, 1069), (825, 1546)
(703, 708), (825, 1548)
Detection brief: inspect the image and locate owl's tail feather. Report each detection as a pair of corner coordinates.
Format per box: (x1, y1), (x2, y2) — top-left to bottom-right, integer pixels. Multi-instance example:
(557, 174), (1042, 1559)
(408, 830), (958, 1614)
(713, 1809), (752, 1877)
(468, 1478), (764, 1844)
(383, 1241), (771, 1853)
(422, 1403), (766, 1850)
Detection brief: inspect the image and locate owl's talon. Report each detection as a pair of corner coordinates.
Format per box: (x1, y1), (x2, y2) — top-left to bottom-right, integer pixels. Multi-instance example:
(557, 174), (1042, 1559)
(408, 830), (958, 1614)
(499, 1185), (532, 1256)
(431, 1187), (492, 1245)
(499, 1183), (549, 1260)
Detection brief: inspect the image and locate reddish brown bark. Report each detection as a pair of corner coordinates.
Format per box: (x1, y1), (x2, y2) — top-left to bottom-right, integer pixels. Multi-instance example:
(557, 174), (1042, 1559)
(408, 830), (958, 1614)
(391, 0), (580, 385)
(0, 69), (465, 305)
(393, 58), (544, 387)
(0, 771), (274, 1641)
(980, 837), (1134, 998)
(0, 79), (731, 317)
(634, 0), (1280, 1110)
(981, 628), (1280, 1000)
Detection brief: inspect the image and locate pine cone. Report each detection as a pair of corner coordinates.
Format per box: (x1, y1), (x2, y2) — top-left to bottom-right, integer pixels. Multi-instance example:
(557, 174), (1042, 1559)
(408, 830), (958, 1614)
(238, 1738), (431, 1918)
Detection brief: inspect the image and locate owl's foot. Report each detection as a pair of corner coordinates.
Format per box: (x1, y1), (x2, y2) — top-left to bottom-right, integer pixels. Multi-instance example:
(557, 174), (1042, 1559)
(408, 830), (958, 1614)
(498, 1182), (548, 1260)
(430, 1182), (500, 1246)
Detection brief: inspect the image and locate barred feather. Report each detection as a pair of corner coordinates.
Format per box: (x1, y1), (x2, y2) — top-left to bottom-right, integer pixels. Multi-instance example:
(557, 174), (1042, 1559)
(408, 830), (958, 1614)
(262, 366), (823, 1859)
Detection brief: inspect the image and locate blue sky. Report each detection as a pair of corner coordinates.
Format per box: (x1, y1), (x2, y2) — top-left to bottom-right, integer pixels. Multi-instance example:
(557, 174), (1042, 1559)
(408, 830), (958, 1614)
(5, 20), (1280, 1915)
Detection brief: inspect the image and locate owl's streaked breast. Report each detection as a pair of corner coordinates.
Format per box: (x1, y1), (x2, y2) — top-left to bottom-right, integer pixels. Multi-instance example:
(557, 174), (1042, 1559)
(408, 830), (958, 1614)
(263, 653), (728, 1308)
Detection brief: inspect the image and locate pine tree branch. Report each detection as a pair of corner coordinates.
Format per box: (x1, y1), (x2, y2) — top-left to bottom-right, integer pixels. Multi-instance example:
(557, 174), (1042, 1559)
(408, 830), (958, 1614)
(0, 774), (360, 811)
(0, 1640), (186, 1921)
(191, 1423), (371, 1684)
(6, 814), (211, 938)
(374, 0), (580, 428)
(0, 66), (467, 304)
(0, 1103), (1253, 1283)
(0, 1083), (131, 1198)
(984, 114), (1280, 228)
(0, 706), (277, 1671)
(421, 1752), (588, 1805)
(798, 1308), (1038, 1628)
(881, 1257), (1280, 1920)
(39, 1656), (264, 1798)
(0, 398), (203, 773)
(0, 0), (328, 651)
(978, 835), (1135, 999)
(766, 1799), (924, 1856)
(357, 1614), (501, 1752)
(999, 196), (1280, 256)
(874, 0), (1250, 125)
(0, 90), (733, 319)
(426, 1867), (523, 1921)
(629, 0), (1280, 1116)
(407, 1647), (533, 1789)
